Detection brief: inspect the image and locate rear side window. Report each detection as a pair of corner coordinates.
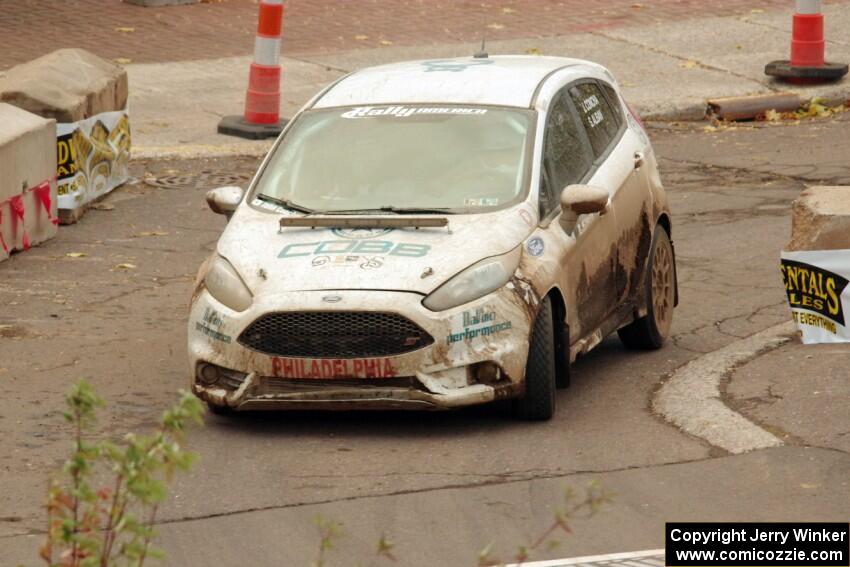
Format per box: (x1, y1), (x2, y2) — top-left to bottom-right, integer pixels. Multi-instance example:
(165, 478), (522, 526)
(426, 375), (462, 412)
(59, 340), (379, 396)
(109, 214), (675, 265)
(599, 82), (624, 125)
(540, 92), (593, 216)
(569, 83), (621, 158)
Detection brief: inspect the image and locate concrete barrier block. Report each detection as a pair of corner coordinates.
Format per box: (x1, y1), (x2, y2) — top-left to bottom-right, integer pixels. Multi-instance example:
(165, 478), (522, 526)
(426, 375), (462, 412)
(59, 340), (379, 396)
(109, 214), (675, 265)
(0, 49), (128, 122)
(788, 186), (850, 251)
(0, 49), (131, 224)
(0, 103), (58, 263)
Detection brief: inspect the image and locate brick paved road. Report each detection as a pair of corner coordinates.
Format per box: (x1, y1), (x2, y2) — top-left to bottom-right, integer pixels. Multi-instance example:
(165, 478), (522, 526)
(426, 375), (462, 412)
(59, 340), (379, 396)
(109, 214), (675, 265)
(0, 0), (846, 69)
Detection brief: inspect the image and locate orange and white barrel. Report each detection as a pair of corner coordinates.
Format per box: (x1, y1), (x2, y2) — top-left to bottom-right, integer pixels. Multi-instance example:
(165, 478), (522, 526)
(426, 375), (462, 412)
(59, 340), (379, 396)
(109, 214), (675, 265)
(244, 0), (284, 125)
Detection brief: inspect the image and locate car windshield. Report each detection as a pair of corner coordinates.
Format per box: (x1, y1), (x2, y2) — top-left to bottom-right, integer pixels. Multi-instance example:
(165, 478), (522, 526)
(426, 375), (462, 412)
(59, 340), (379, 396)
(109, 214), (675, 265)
(253, 105), (534, 213)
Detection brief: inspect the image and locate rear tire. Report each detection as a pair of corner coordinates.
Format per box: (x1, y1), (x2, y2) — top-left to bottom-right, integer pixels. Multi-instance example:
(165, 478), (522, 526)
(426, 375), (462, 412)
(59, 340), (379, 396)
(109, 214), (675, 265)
(515, 296), (557, 421)
(618, 226), (675, 350)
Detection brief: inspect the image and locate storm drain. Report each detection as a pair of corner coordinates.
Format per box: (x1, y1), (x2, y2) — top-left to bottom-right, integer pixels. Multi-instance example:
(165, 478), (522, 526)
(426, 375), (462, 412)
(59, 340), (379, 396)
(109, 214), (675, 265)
(145, 170), (253, 190)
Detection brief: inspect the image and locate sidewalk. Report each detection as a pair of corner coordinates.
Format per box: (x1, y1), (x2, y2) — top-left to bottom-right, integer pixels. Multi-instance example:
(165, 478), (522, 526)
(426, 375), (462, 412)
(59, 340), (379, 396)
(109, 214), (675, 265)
(3, 2), (850, 158)
(0, 0), (819, 69)
(123, 2), (850, 159)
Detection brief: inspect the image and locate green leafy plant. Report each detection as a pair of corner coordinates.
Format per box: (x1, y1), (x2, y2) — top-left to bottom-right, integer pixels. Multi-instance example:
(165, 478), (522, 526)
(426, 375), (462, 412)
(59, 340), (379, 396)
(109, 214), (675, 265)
(41, 380), (203, 567)
(310, 516), (397, 567)
(477, 481), (612, 567)
(309, 481), (610, 567)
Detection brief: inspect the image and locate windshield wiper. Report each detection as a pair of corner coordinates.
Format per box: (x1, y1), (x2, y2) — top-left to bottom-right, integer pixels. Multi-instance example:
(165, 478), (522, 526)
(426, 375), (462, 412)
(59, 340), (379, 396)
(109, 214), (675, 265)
(257, 194), (316, 214)
(377, 206), (454, 215)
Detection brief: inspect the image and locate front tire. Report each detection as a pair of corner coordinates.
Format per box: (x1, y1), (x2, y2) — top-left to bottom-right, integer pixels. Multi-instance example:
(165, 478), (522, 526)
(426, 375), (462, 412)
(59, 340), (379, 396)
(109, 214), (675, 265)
(618, 226), (675, 350)
(515, 296), (557, 421)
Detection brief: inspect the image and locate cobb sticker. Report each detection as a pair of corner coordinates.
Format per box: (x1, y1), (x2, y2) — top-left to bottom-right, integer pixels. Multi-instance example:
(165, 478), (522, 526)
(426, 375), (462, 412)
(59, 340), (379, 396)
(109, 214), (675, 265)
(781, 249), (850, 344)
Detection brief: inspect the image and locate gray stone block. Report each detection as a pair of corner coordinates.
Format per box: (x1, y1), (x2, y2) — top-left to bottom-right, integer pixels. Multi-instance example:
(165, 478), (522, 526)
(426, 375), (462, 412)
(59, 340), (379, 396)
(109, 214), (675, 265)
(789, 186), (850, 251)
(0, 49), (128, 122)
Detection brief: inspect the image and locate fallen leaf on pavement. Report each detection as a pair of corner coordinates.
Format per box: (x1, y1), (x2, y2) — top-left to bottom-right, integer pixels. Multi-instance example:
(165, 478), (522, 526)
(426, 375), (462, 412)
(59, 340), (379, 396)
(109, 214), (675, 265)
(114, 58), (133, 65)
(487, 23), (505, 30)
(66, 252), (88, 258)
(379, 40), (393, 46)
(354, 34), (369, 41)
(115, 263), (137, 270)
(115, 27), (135, 33)
(764, 109), (781, 122)
(501, 7), (516, 13)
(680, 60), (699, 69)
(525, 47), (541, 55)
(91, 203), (115, 211)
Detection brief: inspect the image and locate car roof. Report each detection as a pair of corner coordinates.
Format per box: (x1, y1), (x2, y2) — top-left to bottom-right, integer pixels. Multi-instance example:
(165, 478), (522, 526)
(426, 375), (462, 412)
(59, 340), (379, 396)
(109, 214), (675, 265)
(312, 55), (591, 110)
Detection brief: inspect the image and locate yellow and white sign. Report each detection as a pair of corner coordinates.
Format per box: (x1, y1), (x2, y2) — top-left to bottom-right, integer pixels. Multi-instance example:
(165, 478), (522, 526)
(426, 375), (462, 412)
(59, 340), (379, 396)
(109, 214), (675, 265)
(781, 249), (850, 344)
(56, 109), (131, 210)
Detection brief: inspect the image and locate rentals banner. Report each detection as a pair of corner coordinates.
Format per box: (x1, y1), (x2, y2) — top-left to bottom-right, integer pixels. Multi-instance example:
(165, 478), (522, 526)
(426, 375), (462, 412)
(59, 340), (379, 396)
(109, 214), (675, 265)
(781, 249), (850, 344)
(56, 109), (131, 211)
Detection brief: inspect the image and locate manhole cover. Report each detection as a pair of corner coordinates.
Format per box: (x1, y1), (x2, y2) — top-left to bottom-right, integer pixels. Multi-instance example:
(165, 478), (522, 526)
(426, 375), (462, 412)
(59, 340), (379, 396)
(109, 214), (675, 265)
(145, 170), (253, 190)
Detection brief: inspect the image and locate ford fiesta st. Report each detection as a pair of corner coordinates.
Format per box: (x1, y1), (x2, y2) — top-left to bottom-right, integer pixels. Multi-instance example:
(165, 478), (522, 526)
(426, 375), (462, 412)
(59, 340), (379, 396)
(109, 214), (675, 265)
(190, 55), (677, 420)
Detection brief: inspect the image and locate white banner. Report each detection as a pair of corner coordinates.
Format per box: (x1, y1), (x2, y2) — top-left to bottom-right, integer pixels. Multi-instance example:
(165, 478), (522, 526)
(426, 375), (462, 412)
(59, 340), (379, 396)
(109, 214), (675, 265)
(56, 109), (131, 210)
(781, 249), (850, 344)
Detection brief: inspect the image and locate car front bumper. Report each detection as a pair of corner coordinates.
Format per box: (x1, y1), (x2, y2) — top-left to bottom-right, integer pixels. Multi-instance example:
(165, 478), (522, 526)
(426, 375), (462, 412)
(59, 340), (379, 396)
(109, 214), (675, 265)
(188, 281), (538, 411)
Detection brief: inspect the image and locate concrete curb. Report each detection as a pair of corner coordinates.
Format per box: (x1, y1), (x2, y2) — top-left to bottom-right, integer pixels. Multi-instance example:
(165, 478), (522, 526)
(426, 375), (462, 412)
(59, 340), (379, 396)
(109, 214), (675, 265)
(653, 322), (796, 454)
(133, 142), (273, 161)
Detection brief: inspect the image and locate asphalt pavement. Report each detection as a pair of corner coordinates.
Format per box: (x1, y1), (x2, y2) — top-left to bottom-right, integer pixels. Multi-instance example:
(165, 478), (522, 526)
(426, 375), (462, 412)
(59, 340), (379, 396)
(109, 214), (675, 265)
(2, 112), (848, 566)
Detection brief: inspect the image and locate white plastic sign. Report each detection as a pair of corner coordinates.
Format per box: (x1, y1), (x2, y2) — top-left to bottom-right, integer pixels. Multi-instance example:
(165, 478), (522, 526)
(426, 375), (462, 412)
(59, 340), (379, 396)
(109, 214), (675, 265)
(781, 249), (850, 344)
(56, 109), (131, 211)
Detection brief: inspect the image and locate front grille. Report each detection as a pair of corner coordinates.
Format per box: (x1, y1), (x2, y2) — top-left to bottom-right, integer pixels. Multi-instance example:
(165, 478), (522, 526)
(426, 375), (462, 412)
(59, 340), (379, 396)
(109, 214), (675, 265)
(263, 376), (424, 394)
(238, 311), (434, 358)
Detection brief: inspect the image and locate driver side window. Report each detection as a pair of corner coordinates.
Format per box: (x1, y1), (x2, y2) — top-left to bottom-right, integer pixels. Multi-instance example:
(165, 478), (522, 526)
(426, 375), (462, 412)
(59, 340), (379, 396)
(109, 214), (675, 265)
(540, 90), (593, 218)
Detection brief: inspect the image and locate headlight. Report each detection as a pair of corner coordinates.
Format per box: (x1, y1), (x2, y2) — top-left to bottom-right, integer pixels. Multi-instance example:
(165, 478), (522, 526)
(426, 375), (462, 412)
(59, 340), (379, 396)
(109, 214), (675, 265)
(423, 247), (521, 311)
(204, 255), (253, 312)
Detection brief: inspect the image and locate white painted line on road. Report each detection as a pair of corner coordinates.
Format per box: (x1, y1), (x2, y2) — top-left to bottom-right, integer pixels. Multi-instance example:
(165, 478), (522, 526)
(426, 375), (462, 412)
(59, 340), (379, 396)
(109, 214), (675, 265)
(506, 548), (664, 567)
(653, 321), (794, 454)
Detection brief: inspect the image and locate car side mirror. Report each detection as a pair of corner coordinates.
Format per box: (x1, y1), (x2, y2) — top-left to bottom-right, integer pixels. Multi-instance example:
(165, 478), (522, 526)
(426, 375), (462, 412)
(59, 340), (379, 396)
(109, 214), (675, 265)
(559, 184), (609, 232)
(206, 186), (244, 219)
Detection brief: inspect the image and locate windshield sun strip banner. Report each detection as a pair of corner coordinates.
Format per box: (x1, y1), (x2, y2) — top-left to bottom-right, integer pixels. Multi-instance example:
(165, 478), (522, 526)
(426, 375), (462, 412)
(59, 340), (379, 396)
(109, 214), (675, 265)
(340, 106), (489, 119)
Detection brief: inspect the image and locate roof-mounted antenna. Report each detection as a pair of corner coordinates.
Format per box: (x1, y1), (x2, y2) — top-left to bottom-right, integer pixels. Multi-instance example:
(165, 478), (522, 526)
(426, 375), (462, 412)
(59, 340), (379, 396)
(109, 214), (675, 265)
(474, 34), (488, 59)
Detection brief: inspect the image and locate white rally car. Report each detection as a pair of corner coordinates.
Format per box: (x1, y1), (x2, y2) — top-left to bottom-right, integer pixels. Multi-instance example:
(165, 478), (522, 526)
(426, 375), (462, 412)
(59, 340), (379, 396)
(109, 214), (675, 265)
(190, 55), (677, 420)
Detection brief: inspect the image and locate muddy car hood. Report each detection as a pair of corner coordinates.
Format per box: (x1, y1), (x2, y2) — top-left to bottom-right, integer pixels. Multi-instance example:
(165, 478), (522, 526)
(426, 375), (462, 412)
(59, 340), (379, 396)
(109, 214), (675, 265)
(216, 203), (538, 296)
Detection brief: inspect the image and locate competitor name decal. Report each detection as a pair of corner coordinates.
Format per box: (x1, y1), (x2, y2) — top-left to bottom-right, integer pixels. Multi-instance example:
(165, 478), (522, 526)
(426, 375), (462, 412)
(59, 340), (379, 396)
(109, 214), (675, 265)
(272, 357), (396, 379)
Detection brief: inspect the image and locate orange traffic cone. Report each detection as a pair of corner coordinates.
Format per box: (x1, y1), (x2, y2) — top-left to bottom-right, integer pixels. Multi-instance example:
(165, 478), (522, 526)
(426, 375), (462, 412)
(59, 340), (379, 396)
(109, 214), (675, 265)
(218, 0), (289, 139)
(765, 0), (847, 83)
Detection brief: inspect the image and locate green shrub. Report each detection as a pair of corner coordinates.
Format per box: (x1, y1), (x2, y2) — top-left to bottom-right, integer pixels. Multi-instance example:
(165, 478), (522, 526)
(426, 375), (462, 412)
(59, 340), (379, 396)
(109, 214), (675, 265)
(40, 380), (202, 567)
